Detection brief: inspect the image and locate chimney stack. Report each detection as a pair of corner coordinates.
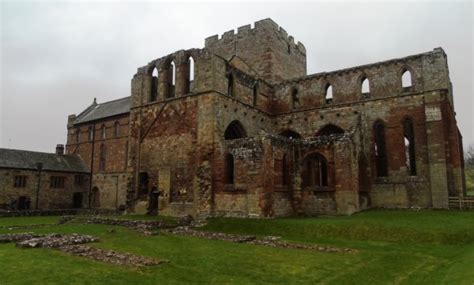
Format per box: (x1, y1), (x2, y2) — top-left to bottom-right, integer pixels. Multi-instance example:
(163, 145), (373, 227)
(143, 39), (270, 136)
(56, 144), (64, 155)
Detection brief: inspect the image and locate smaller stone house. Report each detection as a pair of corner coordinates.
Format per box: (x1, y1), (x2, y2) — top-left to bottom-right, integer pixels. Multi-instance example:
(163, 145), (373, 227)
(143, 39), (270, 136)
(0, 145), (90, 210)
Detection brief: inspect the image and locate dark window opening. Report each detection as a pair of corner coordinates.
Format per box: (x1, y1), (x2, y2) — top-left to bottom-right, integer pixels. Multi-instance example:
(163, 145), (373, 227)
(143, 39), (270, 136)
(280, 130), (302, 140)
(139, 172), (149, 196)
(291, 88), (299, 109)
(225, 153), (235, 184)
(228, 74), (234, 96)
(14, 175), (27, 188)
(18, 196), (30, 210)
(403, 118), (417, 175)
(224, 120), (247, 140)
(114, 121), (120, 137)
(50, 176), (65, 188)
(150, 67), (159, 102)
(302, 153), (328, 189)
(74, 175), (84, 186)
(374, 121), (388, 177)
(252, 84), (258, 106)
(315, 124), (345, 137)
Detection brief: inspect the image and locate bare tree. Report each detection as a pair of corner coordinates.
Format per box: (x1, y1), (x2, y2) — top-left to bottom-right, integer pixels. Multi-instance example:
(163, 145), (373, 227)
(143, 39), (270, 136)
(465, 144), (474, 167)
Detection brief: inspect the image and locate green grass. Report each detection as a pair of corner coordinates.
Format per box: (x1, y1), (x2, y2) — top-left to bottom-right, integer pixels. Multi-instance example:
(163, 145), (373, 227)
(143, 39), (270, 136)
(0, 210), (473, 284)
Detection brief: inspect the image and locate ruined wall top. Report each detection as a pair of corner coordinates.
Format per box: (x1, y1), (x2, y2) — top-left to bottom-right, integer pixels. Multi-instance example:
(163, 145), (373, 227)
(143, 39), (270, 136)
(205, 18), (306, 55)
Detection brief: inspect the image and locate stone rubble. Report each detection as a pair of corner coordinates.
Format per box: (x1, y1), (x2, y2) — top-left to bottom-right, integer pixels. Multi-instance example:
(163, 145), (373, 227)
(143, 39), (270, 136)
(166, 227), (356, 253)
(0, 232), (161, 267)
(60, 245), (164, 267)
(16, 233), (98, 248)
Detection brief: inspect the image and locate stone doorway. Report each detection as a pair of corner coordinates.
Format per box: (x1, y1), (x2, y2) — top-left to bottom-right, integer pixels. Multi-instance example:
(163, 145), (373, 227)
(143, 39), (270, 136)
(72, 192), (83, 208)
(18, 196), (30, 210)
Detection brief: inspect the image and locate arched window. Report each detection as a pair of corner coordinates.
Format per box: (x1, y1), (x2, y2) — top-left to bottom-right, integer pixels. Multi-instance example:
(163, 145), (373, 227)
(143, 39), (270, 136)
(228, 73), (234, 96)
(302, 153), (328, 188)
(280, 129), (302, 139)
(374, 120), (388, 177)
(252, 84), (258, 106)
(150, 67), (159, 102)
(403, 118), (416, 175)
(166, 61), (176, 98)
(402, 69), (413, 91)
(291, 88), (299, 109)
(114, 121), (120, 137)
(188, 56), (195, 82)
(88, 126), (94, 142)
(361, 76), (370, 98)
(225, 153), (235, 184)
(224, 120), (247, 140)
(99, 144), (107, 172)
(325, 84), (333, 104)
(101, 124), (106, 140)
(76, 127), (80, 143)
(315, 124), (345, 137)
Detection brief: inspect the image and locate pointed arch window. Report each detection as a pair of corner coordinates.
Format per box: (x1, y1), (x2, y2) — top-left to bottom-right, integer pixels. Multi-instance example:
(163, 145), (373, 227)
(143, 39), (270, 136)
(166, 61), (176, 98)
(402, 69), (413, 92)
(361, 76), (370, 98)
(403, 118), (416, 175)
(224, 120), (247, 140)
(325, 84), (333, 104)
(374, 120), (388, 177)
(150, 67), (159, 101)
(186, 56), (195, 93)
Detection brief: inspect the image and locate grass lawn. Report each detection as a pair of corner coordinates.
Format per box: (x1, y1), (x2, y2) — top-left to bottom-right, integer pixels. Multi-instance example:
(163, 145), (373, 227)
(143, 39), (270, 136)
(0, 210), (473, 284)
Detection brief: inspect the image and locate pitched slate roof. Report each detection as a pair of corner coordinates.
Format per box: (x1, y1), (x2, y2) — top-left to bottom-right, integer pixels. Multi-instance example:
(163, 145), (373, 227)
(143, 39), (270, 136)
(0, 148), (89, 173)
(74, 96), (130, 124)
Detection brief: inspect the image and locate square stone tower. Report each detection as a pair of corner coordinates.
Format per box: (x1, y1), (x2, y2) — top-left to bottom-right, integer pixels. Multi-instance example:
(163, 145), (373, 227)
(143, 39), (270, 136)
(205, 18), (307, 84)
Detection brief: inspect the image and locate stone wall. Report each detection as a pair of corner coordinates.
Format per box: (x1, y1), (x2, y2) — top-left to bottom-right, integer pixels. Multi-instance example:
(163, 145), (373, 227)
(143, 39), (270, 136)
(0, 169), (89, 210)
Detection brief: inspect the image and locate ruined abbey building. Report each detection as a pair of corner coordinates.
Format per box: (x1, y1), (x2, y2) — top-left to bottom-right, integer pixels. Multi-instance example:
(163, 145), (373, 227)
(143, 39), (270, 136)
(64, 18), (466, 217)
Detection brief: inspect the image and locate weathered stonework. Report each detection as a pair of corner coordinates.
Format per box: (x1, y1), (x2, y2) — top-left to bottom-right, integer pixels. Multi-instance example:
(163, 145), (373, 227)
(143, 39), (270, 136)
(64, 18), (465, 217)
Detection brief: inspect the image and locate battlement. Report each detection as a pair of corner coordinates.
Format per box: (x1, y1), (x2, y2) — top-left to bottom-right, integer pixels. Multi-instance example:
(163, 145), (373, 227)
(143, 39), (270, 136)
(205, 18), (306, 55)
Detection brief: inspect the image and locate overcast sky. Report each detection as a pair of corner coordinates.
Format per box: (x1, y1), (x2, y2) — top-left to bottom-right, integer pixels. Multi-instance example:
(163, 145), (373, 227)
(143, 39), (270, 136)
(1, 1), (472, 153)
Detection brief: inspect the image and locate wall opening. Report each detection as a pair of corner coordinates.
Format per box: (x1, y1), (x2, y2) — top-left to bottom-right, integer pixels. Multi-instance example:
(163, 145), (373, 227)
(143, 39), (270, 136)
(101, 124), (106, 140)
(291, 88), (299, 109)
(150, 67), (159, 101)
(302, 153), (329, 189)
(139, 172), (149, 197)
(114, 121), (120, 137)
(224, 120), (247, 140)
(228, 73), (234, 96)
(325, 84), (333, 104)
(361, 76), (370, 98)
(252, 84), (258, 106)
(315, 124), (345, 137)
(186, 56), (195, 93)
(402, 69), (413, 91)
(88, 126), (94, 142)
(280, 129), (302, 139)
(374, 120), (388, 177)
(403, 118), (417, 175)
(225, 153), (235, 184)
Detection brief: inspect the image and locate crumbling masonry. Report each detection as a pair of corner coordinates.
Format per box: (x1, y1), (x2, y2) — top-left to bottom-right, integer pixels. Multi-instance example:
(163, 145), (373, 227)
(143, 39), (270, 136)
(66, 18), (466, 217)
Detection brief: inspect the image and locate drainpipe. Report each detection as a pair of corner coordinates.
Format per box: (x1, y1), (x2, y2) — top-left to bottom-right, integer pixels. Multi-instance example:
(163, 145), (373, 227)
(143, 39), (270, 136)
(35, 162), (43, 210)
